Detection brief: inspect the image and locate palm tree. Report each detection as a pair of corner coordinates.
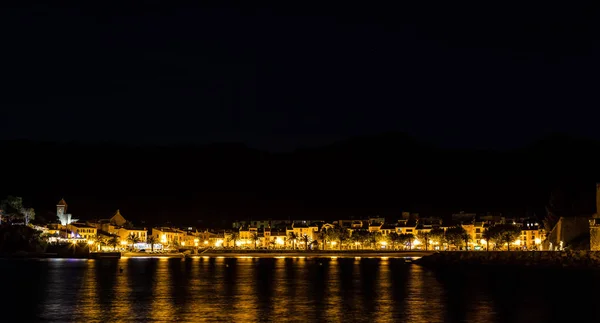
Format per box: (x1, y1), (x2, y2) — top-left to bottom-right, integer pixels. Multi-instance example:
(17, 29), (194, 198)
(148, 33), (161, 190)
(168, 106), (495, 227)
(127, 233), (140, 250)
(337, 228), (349, 250)
(375, 232), (390, 249)
(407, 233), (415, 250)
(389, 232), (399, 250)
(318, 230), (328, 250)
(108, 236), (119, 251)
(94, 235), (106, 252)
(288, 232), (298, 249)
(398, 233), (415, 250)
(147, 236), (157, 252)
(250, 232), (260, 249)
(325, 228), (339, 249)
(229, 232), (239, 248)
(417, 231), (430, 251)
(482, 229), (492, 251)
(300, 234), (310, 250)
(369, 232), (381, 249)
(349, 234), (362, 250)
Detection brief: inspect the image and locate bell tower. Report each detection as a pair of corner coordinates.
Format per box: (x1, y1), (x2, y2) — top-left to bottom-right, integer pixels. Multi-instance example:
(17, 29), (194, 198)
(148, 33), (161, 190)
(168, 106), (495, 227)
(57, 198), (68, 219)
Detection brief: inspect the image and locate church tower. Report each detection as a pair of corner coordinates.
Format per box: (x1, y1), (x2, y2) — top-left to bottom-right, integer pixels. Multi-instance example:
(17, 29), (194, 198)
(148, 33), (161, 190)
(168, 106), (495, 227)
(57, 198), (68, 218)
(56, 198), (77, 225)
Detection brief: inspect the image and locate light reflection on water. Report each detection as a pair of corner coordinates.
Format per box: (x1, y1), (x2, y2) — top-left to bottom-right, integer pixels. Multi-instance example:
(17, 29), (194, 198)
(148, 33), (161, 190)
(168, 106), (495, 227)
(2, 257), (600, 322)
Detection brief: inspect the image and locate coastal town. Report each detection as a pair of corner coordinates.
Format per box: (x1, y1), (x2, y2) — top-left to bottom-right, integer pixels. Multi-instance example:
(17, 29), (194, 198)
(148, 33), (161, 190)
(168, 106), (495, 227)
(3, 188), (600, 256)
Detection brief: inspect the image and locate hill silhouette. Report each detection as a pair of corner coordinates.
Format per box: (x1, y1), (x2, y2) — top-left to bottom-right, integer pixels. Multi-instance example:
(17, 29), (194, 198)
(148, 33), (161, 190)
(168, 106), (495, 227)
(1, 132), (598, 226)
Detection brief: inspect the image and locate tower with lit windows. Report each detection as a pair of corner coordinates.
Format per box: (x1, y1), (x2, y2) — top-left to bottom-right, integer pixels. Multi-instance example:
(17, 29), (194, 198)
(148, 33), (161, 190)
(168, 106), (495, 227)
(57, 198), (77, 225)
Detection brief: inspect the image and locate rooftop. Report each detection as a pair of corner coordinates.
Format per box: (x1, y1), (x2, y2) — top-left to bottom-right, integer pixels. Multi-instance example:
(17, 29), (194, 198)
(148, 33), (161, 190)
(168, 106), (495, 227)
(69, 223), (96, 229)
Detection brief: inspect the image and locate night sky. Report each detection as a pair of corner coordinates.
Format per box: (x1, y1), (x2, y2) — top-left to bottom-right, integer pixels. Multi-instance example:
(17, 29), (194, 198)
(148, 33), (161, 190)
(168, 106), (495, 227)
(2, 2), (599, 151)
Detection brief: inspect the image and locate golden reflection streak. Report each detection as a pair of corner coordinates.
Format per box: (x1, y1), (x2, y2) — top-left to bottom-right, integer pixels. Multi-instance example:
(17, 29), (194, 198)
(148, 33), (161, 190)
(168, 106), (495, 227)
(324, 257), (342, 320)
(466, 299), (496, 323)
(184, 258), (201, 317)
(110, 259), (132, 321)
(282, 257), (300, 318)
(373, 258), (392, 323)
(73, 260), (98, 322)
(404, 265), (445, 323)
(149, 258), (174, 321)
(233, 257), (259, 321)
(271, 258), (287, 318)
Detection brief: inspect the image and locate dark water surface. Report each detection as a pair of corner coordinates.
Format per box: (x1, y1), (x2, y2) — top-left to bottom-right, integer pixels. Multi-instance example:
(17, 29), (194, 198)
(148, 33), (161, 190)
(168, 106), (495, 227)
(1, 257), (599, 322)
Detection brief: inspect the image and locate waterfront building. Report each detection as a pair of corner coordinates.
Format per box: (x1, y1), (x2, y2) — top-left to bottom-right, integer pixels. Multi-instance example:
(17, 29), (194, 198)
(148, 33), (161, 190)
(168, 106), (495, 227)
(517, 222), (544, 250)
(66, 223), (97, 240)
(94, 209), (128, 233)
(368, 222), (382, 232)
(233, 219), (291, 230)
(452, 211), (476, 223)
(116, 227), (147, 244)
(238, 225), (257, 240)
(152, 227), (186, 247)
(380, 223), (396, 235)
(368, 217), (386, 225)
(461, 223), (476, 248)
(286, 223), (318, 240)
(544, 217), (590, 250)
(268, 230), (287, 248)
(209, 232), (226, 247)
(395, 220), (417, 235)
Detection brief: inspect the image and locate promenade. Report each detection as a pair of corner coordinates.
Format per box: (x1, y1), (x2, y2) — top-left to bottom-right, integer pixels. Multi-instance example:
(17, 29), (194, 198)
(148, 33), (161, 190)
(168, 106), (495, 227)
(122, 250), (435, 258)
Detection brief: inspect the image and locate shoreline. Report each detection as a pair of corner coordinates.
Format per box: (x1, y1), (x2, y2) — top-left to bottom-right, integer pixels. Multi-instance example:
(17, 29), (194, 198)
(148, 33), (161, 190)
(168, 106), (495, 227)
(0, 250), (435, 259)
(415, 250), (600, 268)
(123, 251), (435, 258)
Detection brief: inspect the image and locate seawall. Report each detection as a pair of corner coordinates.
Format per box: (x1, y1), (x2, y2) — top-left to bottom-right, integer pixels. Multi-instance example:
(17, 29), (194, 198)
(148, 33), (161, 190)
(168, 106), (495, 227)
(120, 250), (435, 258)
(416, 251), (600, 268)
(198, 250), (434, 258)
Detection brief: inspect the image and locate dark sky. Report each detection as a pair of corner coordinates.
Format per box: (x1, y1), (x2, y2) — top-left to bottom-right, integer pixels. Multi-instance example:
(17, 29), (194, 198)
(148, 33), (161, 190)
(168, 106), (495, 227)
(1, 2), (599, 151)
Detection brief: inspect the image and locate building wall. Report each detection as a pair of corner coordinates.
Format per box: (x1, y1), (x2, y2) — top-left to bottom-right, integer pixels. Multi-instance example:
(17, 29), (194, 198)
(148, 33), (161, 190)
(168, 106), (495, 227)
(396, 227), (416, 235)
(66, 225), (97, 240)
(117, 228), (147, 243)
(286, 226), (318, 242)
(591, 226), (600, 251)
(546, 217), (590, 250)
(152, 228), (185, 245)
(518, 229), (543, 249)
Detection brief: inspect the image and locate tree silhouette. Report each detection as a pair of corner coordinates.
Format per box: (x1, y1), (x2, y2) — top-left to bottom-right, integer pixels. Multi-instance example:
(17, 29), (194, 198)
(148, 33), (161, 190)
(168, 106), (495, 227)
(147, 236), (157, 252)
(389, 232), (399, 250)
(416, 231), (430, 250)
(108, 236), (119, 251)
(445, 226), (468, 250)
(299, 234), (310, 250)
(488, 223), (521, 251)
(288, 232), (298, 249)
(250, 232), (260, 249)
